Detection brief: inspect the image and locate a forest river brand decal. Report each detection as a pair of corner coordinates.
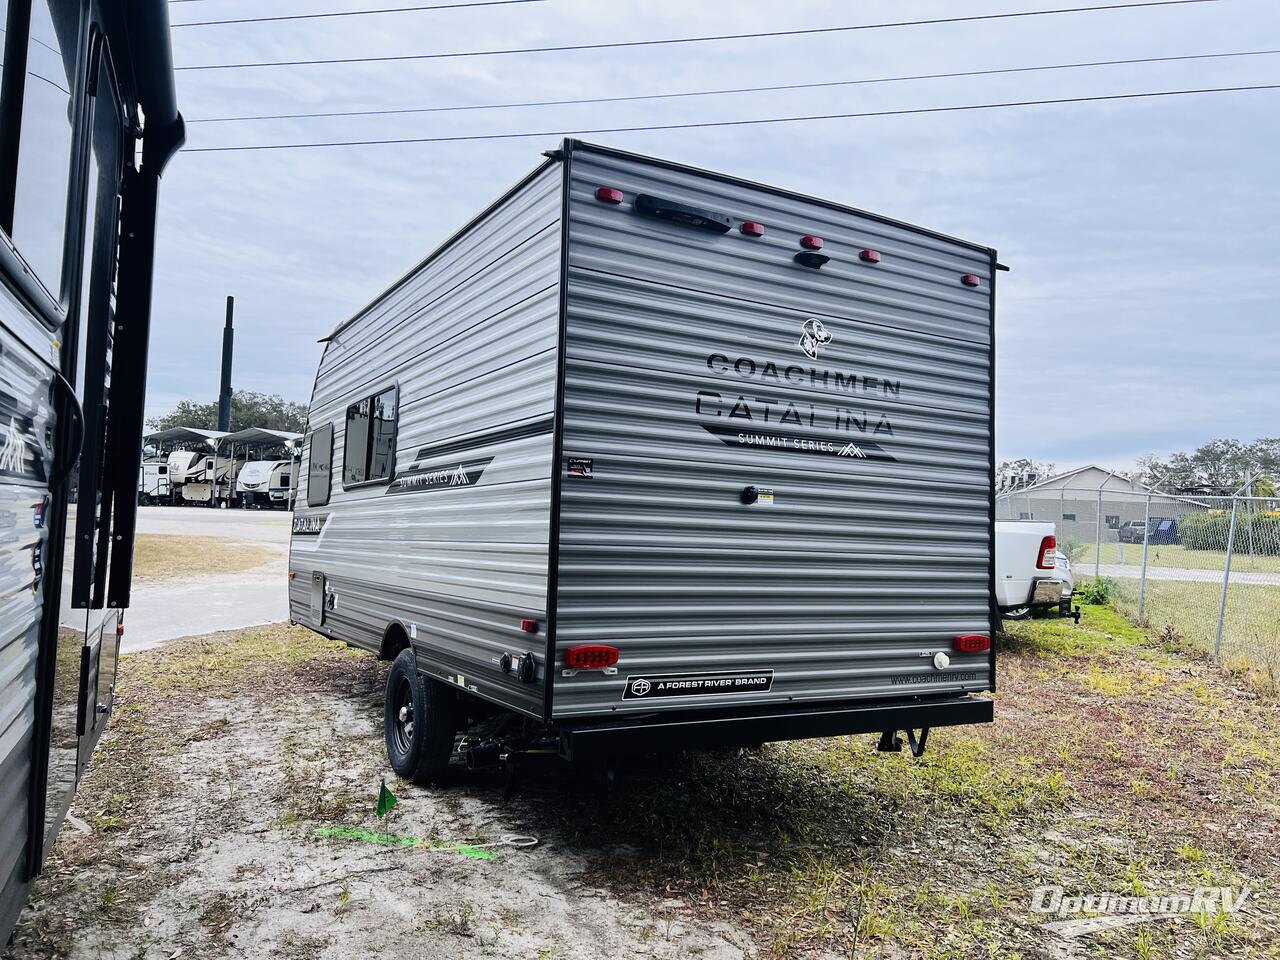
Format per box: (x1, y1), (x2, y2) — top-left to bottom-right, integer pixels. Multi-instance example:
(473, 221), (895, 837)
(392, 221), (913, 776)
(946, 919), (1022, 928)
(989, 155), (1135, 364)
(695, 318), (900, 462)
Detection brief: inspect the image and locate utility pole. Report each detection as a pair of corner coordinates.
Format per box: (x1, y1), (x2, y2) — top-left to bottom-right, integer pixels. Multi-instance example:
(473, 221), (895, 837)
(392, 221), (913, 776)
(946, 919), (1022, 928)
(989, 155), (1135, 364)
(218, 296), (235, 432)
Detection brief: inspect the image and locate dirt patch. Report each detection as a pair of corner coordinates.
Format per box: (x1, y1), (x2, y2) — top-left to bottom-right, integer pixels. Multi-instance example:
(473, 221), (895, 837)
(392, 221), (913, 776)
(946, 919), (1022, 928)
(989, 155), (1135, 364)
(131, 534), (279, 582)
(10, 610), (1280, 959)
(10, 626), (749, 960)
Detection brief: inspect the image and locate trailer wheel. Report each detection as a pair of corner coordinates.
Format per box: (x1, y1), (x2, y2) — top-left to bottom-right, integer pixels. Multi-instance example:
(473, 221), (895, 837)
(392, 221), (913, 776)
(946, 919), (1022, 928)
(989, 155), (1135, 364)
(384, 648), (456, 785)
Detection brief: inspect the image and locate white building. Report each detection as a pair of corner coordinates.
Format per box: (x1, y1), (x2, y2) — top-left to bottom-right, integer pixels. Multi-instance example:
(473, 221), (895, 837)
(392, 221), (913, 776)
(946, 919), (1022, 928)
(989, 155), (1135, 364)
(996, 465), (1205, 542)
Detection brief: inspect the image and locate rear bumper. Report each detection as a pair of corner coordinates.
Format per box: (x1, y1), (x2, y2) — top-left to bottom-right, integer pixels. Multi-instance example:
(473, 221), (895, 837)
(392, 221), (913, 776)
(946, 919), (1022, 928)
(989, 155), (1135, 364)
(558, 694), (993, 761)
(1031, 578), (1064, 605)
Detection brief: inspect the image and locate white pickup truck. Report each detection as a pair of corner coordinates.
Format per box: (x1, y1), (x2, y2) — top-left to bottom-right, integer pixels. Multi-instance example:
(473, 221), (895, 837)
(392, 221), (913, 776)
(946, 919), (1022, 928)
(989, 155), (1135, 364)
(995, 520), (1073, 619)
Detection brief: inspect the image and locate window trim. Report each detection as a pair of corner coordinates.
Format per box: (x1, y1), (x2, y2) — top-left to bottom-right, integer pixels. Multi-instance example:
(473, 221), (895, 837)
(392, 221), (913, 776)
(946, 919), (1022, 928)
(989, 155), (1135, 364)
(306, 422), (334, 508)
(341, 383), (399, 490)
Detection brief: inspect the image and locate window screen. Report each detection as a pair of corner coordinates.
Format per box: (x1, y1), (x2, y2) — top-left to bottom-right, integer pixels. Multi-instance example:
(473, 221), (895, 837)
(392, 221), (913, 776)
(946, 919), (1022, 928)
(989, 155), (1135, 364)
(343, 387), (398, 486)
(343, 399), (371, 485)
(369, 387), (397, 481)
(307, 423), (333, 507)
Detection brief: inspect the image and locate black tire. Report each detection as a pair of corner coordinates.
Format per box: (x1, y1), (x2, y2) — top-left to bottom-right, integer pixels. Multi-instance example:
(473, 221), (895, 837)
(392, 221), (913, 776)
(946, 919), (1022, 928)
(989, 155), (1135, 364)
(384, 648), (457, 785)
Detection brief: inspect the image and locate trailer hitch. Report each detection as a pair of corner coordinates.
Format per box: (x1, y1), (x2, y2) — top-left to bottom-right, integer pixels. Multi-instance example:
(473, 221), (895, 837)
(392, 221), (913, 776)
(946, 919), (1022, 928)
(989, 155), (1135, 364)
(876, 728), (930, 757)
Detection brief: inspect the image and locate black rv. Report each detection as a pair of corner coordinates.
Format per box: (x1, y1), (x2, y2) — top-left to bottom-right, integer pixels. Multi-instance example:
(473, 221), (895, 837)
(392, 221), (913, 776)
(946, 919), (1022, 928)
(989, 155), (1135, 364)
(0, 0), (182, 942)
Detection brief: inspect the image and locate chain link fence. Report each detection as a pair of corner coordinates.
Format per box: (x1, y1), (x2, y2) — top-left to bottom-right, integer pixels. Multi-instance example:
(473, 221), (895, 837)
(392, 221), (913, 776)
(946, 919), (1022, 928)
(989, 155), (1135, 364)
(998, 483), (1280, 691)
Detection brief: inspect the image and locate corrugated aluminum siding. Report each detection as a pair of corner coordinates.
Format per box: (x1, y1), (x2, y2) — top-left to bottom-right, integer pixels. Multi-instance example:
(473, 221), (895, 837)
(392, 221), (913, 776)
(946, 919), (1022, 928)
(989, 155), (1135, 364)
(289, 163), (561, 718)
(0, 288), (56, 934)
(552, 144), (993, 719)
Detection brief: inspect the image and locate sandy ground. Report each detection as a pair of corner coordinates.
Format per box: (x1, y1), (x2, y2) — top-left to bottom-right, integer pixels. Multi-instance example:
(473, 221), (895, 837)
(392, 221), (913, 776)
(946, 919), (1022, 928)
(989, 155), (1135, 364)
(10, 628), (753, 960)
(9, 610), (1280, 959)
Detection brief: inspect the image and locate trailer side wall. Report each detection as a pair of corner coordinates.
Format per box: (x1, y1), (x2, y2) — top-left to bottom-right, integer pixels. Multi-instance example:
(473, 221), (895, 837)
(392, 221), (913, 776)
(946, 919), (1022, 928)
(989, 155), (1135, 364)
(289, 163), (562, 719)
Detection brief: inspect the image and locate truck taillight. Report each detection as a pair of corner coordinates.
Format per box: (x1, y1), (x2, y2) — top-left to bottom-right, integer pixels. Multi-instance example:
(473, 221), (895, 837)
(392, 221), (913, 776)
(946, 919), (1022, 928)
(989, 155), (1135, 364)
(1037, 535), (1057, 570)
(953, 634), (990, 654)
(564, 645), (619, 670)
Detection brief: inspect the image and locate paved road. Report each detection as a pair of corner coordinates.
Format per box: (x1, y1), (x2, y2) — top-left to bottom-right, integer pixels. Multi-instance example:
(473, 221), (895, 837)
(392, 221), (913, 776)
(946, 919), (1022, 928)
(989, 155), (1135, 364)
(60, 506), (292, 653)
(1092, 563), (1280, 586)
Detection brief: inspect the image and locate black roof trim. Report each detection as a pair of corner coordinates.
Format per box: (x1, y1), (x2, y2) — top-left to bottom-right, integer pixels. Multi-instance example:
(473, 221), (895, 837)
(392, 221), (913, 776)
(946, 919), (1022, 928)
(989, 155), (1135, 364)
(561, 138), (996, 258)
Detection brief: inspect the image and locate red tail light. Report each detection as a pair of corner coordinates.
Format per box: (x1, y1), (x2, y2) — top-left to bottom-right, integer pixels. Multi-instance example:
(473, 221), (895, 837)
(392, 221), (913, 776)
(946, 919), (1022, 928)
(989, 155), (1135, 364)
(739, 221), (765, 237)
(564, 645), (619, 670)
(520, 618), (539, 634)
(953, 634), (990, 654)
(594, 186), (623, 204)
(800, 235), (824, 250)
(1037, 535), (1057, 570)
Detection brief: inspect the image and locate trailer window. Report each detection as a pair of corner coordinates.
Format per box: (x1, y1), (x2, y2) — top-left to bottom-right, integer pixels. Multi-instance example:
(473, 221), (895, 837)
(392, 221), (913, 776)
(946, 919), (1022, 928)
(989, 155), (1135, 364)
(342, 386), (397, 487)
(307, 423), (333, 507)
(11, 0), (79, 299)
(1062, 513), (1075, 521)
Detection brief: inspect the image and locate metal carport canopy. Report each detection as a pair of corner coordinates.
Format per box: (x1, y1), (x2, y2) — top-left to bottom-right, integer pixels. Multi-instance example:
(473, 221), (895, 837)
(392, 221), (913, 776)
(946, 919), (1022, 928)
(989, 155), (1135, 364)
(143, 427), (228, 446)
(221, 427), (302, 446)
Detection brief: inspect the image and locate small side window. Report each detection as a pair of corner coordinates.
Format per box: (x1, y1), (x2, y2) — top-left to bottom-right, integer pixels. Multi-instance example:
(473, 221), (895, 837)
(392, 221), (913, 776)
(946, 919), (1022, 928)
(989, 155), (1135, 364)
(343, 386), (398, 487)
(307, 423), (333, 507)
(1062, 513), (1076, 521)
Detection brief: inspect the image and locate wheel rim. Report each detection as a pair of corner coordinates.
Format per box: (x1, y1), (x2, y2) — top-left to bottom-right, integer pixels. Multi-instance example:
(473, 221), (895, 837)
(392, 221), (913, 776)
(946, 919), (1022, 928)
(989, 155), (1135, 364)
(391, 676), (414, 755)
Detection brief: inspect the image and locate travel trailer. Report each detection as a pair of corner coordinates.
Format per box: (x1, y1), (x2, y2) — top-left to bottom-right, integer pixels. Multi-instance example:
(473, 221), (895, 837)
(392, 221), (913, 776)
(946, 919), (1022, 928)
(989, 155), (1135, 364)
(0, 0), (182, 941)
(179, 454), (241, 505)
(138, 460), (171, 505)
(289, 141), (998, 785)
(236, 459), (294, 509)
(165, 449), (203, 502)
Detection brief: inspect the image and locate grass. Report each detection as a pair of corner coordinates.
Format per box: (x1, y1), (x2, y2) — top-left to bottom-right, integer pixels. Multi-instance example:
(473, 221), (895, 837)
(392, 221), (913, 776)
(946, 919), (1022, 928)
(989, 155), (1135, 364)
(1069, 541), (1280, 573)
(1116, 579), (1280, 695)
(130, 533), (277, 582)
(20, 614), (1280, 959)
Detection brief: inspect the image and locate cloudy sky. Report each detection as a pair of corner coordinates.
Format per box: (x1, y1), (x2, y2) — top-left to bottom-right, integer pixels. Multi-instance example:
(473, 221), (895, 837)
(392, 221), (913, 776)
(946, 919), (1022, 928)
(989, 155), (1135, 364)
(152, 0), (1279, 469)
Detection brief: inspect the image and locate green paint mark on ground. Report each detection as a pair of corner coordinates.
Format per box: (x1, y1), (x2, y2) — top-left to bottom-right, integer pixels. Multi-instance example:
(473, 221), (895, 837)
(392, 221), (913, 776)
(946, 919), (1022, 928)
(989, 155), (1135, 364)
(314, 826), (498, 859)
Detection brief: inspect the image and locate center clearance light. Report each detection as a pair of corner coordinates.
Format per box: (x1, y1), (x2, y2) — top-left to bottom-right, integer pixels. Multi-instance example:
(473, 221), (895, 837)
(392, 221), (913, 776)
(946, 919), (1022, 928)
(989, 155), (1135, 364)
(859, 249), (882, 263)
(595, 186), (623, 204)
(800, 235), (824, 250)
(564, 645), (620, 670)
(740, 221), (765, 237)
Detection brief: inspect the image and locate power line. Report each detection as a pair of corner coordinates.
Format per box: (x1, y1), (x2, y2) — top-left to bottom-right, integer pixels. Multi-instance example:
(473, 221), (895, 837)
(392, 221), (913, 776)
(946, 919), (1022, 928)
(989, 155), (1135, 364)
(175, 0), (1223, 71)
(186, 47), (1280, 123)
(172, 0), (550, 28)
(182, 82), (1280, 153)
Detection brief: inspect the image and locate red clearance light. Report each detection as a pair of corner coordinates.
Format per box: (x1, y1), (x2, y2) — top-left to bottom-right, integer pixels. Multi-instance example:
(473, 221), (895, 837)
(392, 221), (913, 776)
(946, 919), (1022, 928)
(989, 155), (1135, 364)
(961, 273), (981, 287)
(953, 634), (991, 654)
(594, 186), (623, 204)
(800, 235), (823, 250)
(564, 644), (620, 670)
(740, 221), (765, 237)
(116, 620), (125, 638)
(520, 618), (540, 634)
(859, 249), (882, 264)
(1037, 535), (1057, 570)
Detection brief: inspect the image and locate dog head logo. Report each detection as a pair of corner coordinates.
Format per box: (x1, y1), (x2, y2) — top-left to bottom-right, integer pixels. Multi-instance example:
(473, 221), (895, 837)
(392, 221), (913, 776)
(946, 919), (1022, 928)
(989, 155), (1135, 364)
(798, 318), (833, 360)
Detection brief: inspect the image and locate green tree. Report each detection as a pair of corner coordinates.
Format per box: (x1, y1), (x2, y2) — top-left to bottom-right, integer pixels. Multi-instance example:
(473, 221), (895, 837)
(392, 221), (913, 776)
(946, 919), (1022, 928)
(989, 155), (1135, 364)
(147, 390), (308, 434)
(1136, 437), (1280, 493)
(997, 458), (1055, 490)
